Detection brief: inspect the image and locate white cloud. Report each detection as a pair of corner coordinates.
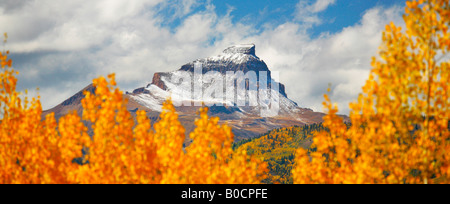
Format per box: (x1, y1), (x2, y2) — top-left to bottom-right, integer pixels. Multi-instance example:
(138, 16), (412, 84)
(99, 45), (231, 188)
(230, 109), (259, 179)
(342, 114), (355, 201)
(295, 0), (336, 25)
(1, 0), (404, 115)
(311, 0), (336, 13)
(155, 0), (203, 22)
(262, 5), (405, 114)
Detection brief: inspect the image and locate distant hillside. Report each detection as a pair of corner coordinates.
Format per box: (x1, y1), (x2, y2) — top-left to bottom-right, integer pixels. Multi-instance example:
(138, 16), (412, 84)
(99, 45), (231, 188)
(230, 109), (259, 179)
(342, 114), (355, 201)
(234, 124), (326, 184)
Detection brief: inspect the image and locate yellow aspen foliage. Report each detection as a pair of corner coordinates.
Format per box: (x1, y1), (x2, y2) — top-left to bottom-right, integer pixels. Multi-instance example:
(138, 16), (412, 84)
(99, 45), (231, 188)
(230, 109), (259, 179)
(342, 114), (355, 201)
(0, 41), (87, 184)
(0, 43), (267, 183)
(152, 100), (186, 184)
(76, 74), (138, 183)
(293, 0), (450, 184)
(182, 107), (267, 184)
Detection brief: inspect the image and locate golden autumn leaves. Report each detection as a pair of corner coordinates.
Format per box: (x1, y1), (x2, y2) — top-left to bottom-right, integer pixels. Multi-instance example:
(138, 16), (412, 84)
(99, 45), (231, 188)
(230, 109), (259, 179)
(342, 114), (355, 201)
(292, 0), (450, 184)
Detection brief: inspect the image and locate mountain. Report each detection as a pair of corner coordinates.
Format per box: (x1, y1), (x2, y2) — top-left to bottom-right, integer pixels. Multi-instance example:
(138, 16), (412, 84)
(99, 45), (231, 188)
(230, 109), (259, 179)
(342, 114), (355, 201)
(44, 44), (347, 145)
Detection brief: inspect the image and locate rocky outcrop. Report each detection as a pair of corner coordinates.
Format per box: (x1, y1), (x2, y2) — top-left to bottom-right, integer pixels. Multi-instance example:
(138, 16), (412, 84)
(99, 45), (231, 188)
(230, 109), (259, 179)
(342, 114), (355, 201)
(132, 87), (150, 95)
(150, 72), (168, 91)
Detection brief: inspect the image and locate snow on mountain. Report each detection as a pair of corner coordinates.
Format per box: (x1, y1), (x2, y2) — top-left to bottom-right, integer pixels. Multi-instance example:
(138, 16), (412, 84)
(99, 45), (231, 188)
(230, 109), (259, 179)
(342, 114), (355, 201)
(207, 44), (260, 64)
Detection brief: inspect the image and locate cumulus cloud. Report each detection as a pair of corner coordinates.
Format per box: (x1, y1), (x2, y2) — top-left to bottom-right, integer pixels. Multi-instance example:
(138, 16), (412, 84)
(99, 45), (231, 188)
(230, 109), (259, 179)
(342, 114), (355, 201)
(311, 0), (336, 13)
(157, 0), (203, 21)
(1, 0), (405, 115)
(295, 0), (336, 25)
(264, 5), (405, 113)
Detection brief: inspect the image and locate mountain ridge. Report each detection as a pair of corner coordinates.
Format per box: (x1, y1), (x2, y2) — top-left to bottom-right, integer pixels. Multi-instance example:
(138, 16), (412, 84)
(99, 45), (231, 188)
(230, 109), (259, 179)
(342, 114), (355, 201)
(43, 44), (349, 145)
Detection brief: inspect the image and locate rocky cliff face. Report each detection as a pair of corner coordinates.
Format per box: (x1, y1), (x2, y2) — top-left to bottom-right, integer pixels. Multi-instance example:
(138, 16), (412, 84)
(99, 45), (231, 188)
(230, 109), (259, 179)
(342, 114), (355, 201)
(150, 72), (168, 90)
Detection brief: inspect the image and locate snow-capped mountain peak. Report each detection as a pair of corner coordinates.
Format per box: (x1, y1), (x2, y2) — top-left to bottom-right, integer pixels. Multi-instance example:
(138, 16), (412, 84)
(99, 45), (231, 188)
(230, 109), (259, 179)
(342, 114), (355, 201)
(179, 44), (267, 74)
(129, 44), (301, 118)
(223, 44), (257, 56)
(202, 44), (260, 65)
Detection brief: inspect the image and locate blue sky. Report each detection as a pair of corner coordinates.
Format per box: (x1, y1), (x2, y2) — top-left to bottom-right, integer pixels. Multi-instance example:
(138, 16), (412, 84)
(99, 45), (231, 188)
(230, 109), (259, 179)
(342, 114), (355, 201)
(1, 0), (408, 114)
(159, 0), (407, 37)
